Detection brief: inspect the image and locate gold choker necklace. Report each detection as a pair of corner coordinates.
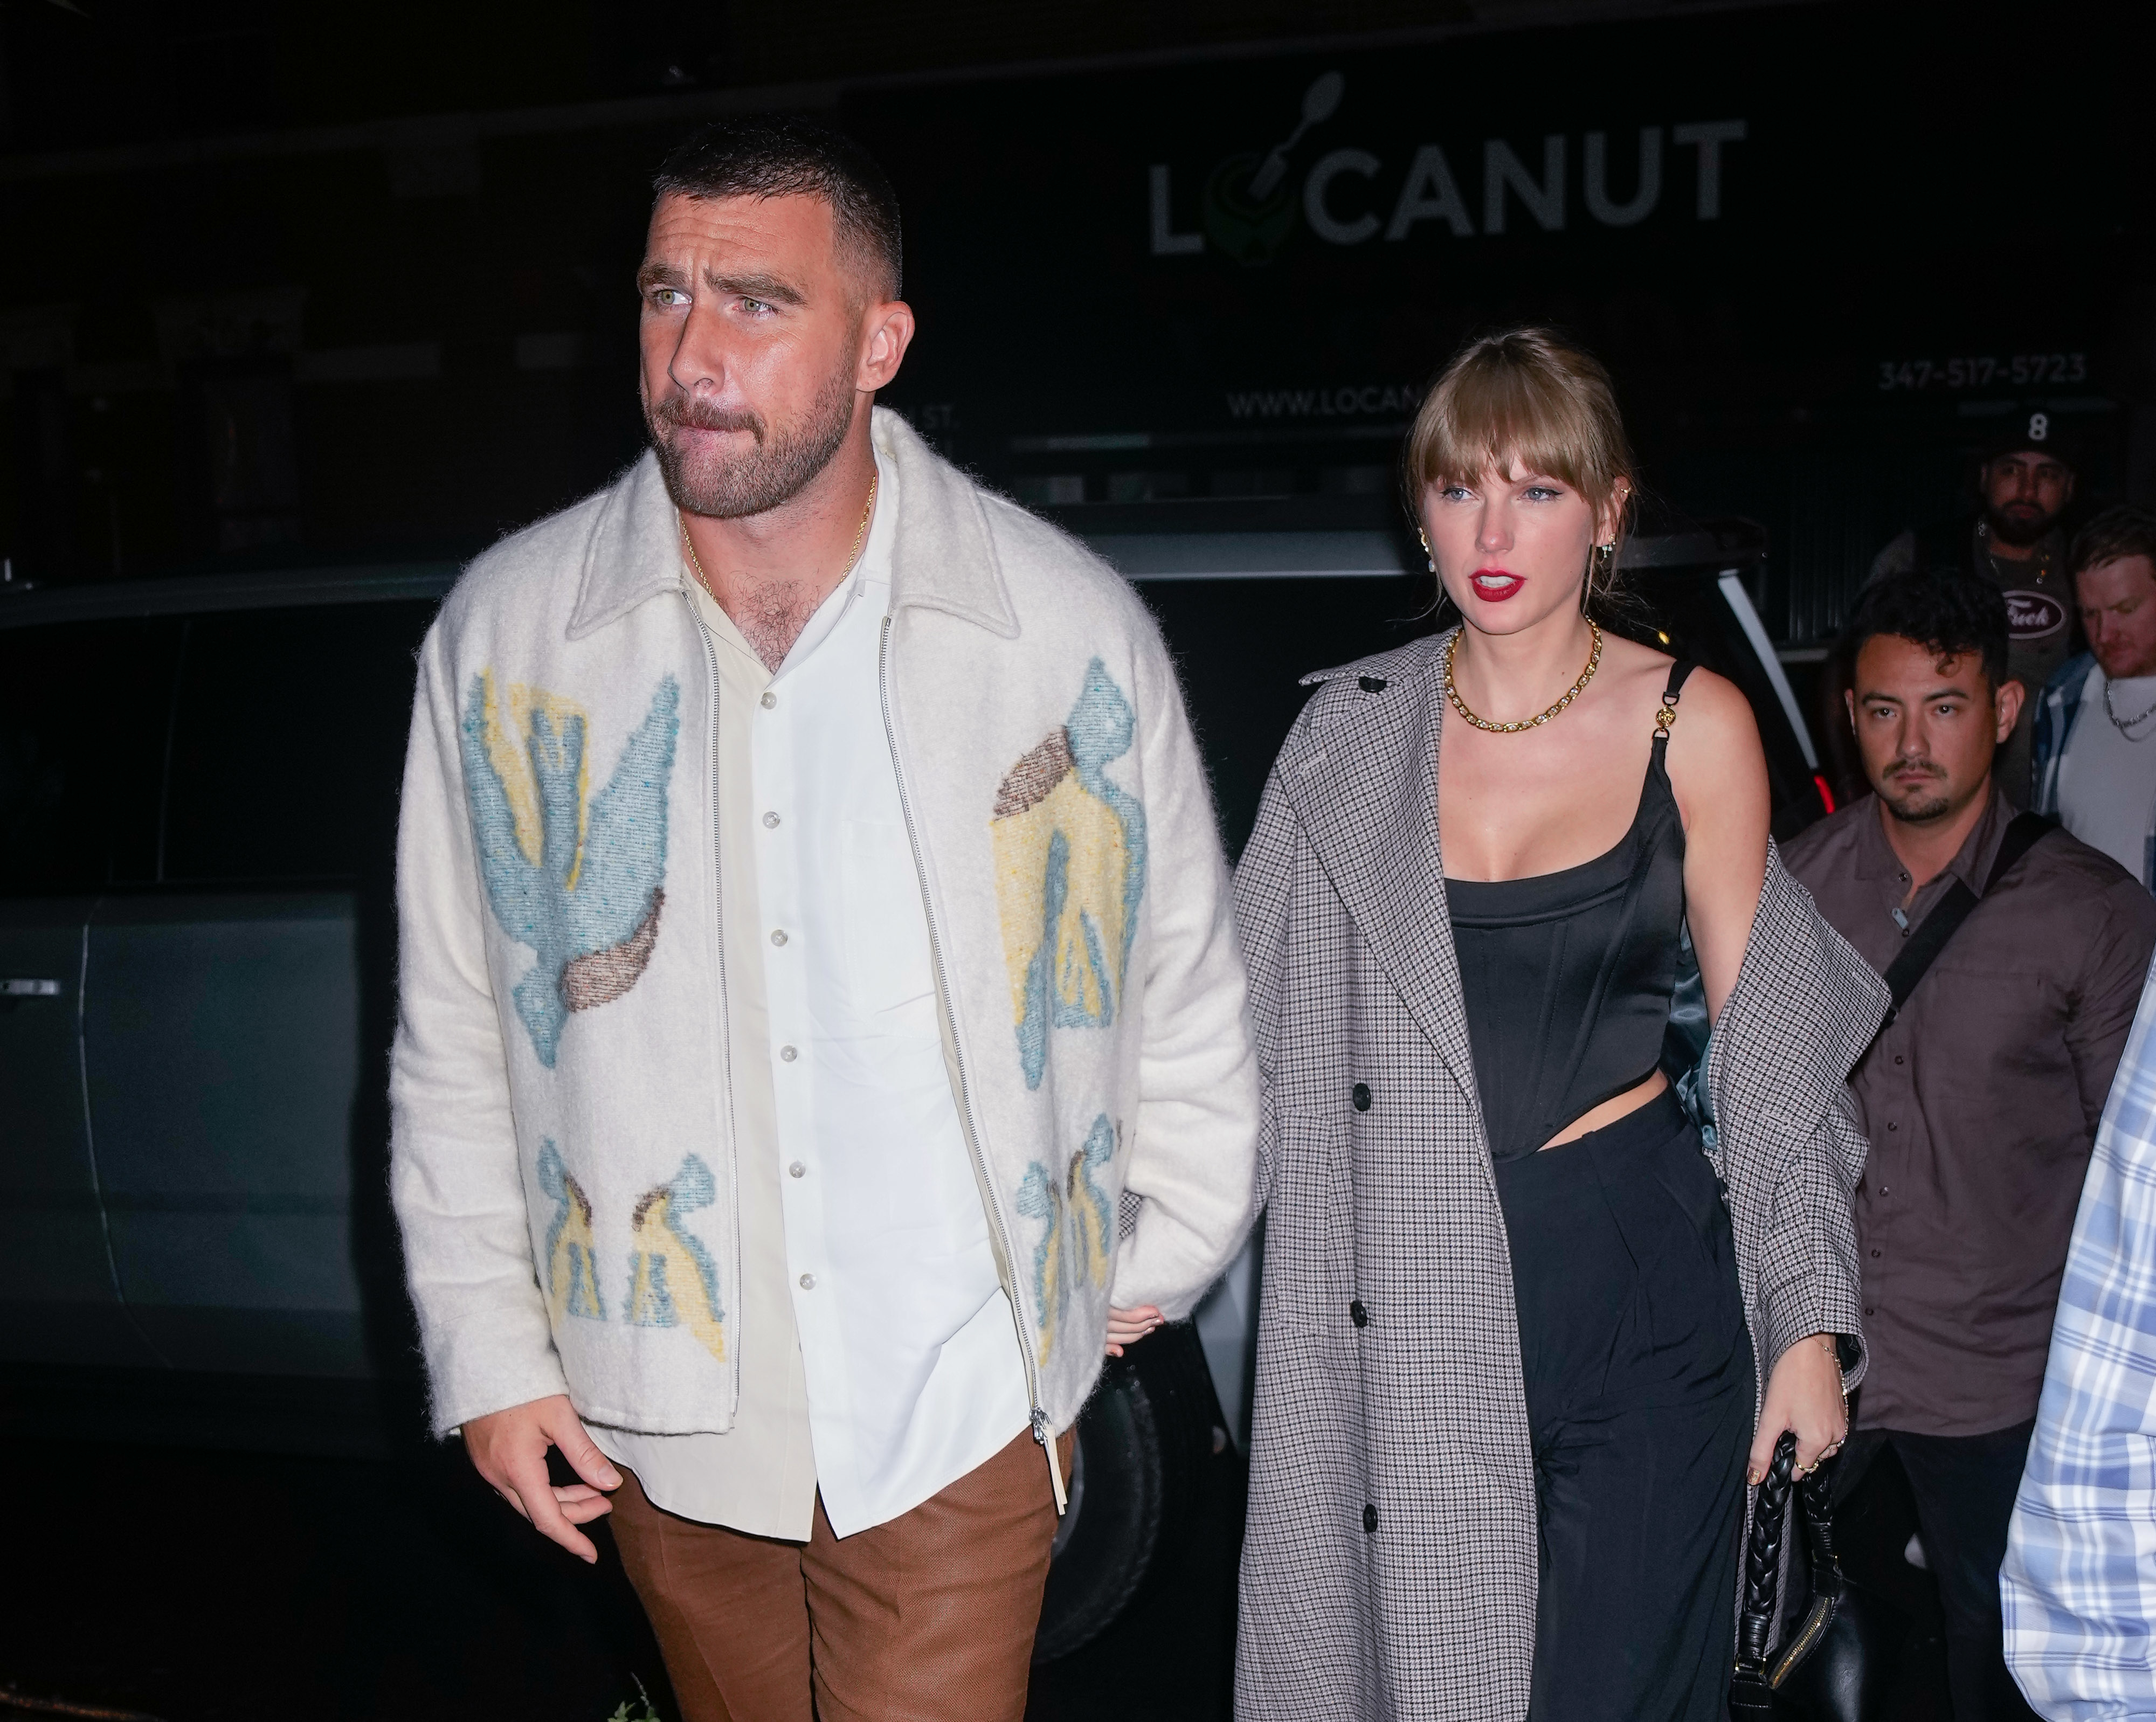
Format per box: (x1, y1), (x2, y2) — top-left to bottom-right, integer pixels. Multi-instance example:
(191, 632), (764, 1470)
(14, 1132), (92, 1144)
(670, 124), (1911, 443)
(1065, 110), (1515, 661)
(678, 472), (879, 599)
(1444, 621), (1604, 734)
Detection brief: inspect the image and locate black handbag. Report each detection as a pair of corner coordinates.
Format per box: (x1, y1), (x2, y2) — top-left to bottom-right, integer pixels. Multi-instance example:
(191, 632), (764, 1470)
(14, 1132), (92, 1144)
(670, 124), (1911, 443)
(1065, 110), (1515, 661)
(1731, 1430), (1904, 1721)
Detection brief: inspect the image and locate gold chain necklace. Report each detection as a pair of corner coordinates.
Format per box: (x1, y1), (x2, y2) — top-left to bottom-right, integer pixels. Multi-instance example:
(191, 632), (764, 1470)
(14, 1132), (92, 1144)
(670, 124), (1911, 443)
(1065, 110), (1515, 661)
(1444, 620), (1604, 734)
(678, 471), (879, 599)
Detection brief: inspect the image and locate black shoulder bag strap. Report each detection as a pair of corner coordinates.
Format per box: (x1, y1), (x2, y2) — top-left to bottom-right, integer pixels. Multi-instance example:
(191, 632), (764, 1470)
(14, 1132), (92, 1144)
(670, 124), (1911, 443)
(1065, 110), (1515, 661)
(1876, 812), (2054, 1029)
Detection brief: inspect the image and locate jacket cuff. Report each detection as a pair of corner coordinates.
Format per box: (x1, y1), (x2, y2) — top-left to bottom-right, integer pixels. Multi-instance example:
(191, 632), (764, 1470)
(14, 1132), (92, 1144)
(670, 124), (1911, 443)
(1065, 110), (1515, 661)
(421, 1300), (572, 1437)
(1759, 1265), (1867, 1395)
(1109, 1224), (1212, 1323)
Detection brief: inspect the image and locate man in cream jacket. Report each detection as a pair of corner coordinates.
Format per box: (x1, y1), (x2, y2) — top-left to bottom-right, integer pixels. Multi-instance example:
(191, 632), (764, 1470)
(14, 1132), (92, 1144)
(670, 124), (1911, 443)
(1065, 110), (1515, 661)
(389, 117), (1258, 1721)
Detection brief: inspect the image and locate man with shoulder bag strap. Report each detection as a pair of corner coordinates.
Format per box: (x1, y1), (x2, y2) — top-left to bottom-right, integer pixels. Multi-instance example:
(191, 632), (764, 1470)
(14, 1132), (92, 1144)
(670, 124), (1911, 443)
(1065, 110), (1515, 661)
(1785, 571), (2156, 1722)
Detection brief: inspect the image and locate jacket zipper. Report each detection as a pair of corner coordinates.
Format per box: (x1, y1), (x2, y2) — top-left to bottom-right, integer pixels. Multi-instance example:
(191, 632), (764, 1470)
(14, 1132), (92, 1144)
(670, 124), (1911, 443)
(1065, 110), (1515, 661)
(877, 612), (1066, 1513)
(681, 587), (745, 1414)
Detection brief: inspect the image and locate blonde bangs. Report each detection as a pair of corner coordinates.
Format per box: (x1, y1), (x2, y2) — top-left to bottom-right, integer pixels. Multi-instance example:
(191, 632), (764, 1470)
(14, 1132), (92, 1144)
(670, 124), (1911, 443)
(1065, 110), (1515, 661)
(1405, 328), (1635, 539)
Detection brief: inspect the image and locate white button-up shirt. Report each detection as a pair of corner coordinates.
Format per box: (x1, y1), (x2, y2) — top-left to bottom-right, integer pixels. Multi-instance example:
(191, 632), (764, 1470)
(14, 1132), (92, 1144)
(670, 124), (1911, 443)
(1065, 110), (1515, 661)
(591, 449), (1032, 1539)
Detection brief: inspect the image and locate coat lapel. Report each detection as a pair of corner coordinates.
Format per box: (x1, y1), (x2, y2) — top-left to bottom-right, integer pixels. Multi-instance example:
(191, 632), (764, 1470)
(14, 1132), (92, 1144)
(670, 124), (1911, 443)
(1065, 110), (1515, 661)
(1281, 636), (1486, 1116)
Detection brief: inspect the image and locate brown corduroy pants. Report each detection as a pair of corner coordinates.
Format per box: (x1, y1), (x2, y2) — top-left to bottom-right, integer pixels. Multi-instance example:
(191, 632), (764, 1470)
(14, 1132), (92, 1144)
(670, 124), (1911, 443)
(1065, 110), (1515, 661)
(609, 1428), (1070, 1722)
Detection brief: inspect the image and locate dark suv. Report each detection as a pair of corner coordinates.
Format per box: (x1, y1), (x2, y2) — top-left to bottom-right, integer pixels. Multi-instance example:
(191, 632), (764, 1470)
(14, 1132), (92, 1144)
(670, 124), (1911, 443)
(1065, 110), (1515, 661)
(0, 508), (1824, 1657)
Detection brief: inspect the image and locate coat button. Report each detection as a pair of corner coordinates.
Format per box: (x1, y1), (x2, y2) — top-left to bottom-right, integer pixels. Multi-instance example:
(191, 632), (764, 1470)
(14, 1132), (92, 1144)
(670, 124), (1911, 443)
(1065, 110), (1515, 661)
(1350, 1299), (1368, 1328)
(1358, 675), (1387, 694)
(1363, 1503), (1378, 1534)
(1352, 1083), (1371, 1112)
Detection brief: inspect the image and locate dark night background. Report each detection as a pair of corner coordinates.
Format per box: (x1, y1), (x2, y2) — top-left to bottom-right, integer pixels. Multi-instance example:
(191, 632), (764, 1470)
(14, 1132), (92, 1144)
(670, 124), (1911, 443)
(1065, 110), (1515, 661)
(5, 0), (2152, 641)
(1, 1), (2147, 1717)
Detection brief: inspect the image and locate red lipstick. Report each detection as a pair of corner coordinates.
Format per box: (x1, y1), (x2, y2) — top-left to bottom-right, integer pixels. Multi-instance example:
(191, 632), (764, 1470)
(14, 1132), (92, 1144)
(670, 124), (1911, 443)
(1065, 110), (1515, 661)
(1469, 569), (1525, 603)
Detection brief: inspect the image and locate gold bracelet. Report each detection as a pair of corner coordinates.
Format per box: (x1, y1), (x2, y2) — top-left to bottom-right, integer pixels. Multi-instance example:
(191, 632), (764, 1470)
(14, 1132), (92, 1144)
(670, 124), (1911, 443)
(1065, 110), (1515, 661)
(1822, 1333), (1849, 1411)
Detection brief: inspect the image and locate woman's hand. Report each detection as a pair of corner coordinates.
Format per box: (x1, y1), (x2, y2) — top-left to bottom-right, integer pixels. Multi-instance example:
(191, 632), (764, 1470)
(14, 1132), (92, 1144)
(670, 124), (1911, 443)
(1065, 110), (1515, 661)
(1749, 1332), (1848, 1484)
(1105, 1305), (1163, 1357)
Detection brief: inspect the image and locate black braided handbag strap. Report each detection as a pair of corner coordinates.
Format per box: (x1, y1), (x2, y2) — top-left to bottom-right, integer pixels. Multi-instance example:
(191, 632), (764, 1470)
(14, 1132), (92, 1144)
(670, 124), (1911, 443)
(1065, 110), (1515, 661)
(1737, 1431), (1798, 1670)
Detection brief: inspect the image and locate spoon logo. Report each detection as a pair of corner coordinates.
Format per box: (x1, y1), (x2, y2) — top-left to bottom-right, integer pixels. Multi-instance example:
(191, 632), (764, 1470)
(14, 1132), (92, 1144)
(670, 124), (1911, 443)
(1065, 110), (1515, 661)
(1178, 72), (1345, 266)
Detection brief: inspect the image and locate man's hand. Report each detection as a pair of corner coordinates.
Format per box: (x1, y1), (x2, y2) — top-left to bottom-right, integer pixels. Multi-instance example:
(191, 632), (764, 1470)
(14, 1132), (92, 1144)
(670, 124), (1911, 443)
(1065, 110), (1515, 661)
(1105, 1304), (1163, 1358)
(462, 1393), (623, 1563)
(1748, 1333), (1848, 1485)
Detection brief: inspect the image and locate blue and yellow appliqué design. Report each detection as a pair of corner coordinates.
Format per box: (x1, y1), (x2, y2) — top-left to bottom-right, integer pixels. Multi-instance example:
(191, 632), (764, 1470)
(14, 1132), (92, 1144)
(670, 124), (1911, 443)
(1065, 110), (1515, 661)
(461, 671), (680, 1067)
(625, 1154), (728, 1365)
(537, 1139), (605, 1322)
(991, 659), (1149, 1090)
(1017, 1114), (1117, 1368)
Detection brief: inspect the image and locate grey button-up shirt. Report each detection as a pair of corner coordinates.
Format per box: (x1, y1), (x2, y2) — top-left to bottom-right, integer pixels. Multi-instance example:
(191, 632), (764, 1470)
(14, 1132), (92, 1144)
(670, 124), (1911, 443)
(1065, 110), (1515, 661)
(1785, 787), (2156, 1435)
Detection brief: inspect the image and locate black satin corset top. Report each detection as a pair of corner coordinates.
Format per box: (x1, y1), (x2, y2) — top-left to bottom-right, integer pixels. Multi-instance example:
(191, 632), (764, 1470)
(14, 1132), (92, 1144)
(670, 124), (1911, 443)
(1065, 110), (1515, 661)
(1443, 679), (1692, 1163)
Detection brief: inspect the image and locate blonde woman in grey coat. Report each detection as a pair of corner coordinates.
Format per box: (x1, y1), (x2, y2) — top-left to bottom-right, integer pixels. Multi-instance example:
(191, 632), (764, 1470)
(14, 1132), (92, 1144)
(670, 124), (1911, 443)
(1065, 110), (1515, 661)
(1233, 329), (1889, 1721)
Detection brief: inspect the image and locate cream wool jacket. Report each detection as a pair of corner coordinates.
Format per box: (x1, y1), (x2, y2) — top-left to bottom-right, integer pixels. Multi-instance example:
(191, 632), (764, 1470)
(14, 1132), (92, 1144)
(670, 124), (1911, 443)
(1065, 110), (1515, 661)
(390, 409), (1260, 1440)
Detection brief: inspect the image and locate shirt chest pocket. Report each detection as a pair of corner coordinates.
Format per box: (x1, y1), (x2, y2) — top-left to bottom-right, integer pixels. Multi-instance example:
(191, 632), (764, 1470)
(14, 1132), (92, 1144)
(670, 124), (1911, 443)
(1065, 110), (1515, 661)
(840, 818), (938, 1015)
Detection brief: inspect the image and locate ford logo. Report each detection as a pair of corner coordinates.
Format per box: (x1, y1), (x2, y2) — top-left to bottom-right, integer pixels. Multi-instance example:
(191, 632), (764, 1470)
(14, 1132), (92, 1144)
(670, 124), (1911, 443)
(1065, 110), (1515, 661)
(2004, 590), (2067, 639)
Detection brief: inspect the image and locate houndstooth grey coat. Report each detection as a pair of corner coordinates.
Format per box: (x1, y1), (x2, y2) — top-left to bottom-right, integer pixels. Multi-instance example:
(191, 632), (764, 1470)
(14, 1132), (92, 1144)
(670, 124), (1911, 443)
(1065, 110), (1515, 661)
(1232, 633), (1890, 1721)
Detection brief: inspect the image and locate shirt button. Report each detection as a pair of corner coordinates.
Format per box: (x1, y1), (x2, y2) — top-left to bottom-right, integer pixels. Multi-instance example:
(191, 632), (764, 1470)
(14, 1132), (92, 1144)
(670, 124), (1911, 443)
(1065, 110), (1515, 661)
(779, 1045), (798, 1062)
(799, 1273), (816, 1290)
(1870, 1249), (1881, 1258)
(789, 1161), (806, 1179)
(1887, 1122), (1897, 1131)
(761, 691), (778, 710)
(1894, 1055), (1904, 1065)
(1864, 1306), (1875, 1317)
(771, 929), (789, 946)
(763, 811), (781, 828)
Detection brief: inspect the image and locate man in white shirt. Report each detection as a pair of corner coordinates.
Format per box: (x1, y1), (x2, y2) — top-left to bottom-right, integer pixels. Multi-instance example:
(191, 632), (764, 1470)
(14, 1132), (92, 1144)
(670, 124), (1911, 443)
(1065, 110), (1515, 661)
(2034, 508), (2156, 890)
(388, 116), (1259, 1722)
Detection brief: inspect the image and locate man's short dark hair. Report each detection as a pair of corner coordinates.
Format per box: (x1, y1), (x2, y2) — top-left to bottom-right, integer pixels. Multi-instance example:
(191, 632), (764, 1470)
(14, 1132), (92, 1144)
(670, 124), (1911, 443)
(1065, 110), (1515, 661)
(654, 117), (902, 300)
(1843, 569), (2010, 693)
(2069, 506), (2156, 581)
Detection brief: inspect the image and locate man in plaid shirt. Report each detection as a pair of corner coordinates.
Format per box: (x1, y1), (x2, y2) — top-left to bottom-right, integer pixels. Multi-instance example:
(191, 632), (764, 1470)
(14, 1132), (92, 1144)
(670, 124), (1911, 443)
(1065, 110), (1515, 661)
(2002, 954), (2156, 1719)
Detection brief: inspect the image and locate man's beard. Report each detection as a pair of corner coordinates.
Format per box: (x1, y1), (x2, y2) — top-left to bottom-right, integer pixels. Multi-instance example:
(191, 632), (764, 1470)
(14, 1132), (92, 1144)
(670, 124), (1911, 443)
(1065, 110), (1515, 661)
(647, 365), (857, 520)
(1987, 499), (2060, 548)
(1879, 765), (1952, 824)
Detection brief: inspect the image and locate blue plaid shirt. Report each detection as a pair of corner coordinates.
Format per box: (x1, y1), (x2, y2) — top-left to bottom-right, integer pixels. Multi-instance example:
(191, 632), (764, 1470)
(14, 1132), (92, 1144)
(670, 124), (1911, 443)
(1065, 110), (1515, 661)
(2002, 953), (2156, 1718)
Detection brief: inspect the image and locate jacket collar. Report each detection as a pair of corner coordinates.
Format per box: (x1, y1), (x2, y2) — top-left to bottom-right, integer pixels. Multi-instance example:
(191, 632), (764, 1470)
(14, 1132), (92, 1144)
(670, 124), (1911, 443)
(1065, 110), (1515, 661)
(879, 408), (1020, 638)
(565, 407), (1017, 644)
(1276, 631), (1486, 1118)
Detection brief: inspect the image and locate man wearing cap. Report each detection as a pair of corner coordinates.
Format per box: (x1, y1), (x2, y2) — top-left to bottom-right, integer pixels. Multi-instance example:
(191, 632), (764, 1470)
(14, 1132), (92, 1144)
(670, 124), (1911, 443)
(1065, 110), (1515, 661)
(1865, 410), (2080, 803)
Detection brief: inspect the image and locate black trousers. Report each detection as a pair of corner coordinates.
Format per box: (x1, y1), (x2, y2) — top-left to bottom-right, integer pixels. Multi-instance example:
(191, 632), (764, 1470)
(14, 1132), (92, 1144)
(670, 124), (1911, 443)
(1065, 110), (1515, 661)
(1495, 1089), (1756, 1722)
(1833, 1420), (2041, 1722)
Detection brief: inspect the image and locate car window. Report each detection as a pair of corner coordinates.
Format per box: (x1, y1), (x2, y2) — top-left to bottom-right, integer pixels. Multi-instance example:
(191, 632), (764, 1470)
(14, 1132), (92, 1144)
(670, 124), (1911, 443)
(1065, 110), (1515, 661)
(0, 617), (179, 895)
(161, 600), (436, 885)
(1141, 573), (1431, 857)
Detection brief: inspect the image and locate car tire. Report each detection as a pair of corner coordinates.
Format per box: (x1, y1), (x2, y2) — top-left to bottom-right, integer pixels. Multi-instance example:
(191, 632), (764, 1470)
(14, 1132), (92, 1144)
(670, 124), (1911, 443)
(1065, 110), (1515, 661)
(1032, 1320), (1218, 1664)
